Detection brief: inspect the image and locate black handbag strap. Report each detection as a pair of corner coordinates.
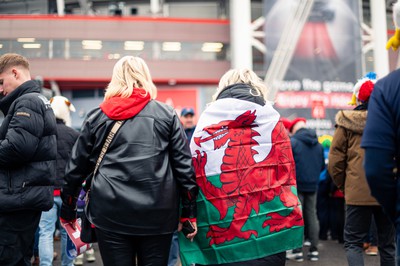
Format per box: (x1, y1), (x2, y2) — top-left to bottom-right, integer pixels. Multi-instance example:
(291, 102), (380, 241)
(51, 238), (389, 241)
(84, 120), (123, 193)
(93, 120), (123, 176)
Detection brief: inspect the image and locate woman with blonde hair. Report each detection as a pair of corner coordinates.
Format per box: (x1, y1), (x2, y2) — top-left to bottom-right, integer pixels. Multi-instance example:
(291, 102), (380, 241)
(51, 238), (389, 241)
(60, 56), (198, 266)
(212, 68), (268, 102)
(181, 68), (303, 266)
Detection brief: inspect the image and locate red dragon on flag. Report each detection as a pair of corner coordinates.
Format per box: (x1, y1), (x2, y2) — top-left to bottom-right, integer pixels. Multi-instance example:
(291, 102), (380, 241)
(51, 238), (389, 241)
(179, 98), (303, 266)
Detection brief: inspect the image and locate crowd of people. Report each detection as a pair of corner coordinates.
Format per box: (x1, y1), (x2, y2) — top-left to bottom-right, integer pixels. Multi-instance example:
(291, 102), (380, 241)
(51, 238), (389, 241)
(0, 40), (399, 266)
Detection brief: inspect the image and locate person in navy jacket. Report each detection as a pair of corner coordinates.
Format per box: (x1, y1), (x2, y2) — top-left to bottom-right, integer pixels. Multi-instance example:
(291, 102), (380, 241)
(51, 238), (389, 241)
(361, 68), (400, 265)
(287, 118), (324, 262)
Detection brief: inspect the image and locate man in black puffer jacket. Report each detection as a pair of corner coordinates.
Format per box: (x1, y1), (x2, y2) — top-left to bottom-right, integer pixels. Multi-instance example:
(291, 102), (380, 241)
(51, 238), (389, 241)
(0, 53), (57, 266)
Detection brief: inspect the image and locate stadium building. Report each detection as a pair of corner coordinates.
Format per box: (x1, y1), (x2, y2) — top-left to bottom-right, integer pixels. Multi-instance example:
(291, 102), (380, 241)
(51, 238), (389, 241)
(0, 0), (397, 133)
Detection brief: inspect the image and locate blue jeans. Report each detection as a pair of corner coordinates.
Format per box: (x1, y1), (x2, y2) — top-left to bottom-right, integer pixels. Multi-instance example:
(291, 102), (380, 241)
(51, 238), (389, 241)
(39, 196), (73, 266)
(344, 205), (395, 266)
(168, 231), (179, 266)
(298, 191), (319, 249)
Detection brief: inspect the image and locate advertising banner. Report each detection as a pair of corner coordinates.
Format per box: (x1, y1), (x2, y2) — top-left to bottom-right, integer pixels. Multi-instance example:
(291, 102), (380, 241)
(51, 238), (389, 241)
(157, 88), (199, 119)
(264, 0), (363, 135)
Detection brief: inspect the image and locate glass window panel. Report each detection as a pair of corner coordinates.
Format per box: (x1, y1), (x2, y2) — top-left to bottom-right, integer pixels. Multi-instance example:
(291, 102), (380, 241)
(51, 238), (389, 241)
(72, 90), (95, 98)
(0, 39), (11, 53)
(98, 88), (105, 97)
(70, 40), (103, 60)
(53, 40), (66, 59)
(10, 39), (48, 58)
(3, 38), (229, 62)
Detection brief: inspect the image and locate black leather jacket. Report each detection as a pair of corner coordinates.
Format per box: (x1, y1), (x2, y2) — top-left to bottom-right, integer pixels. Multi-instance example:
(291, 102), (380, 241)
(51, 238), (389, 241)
(63, 99), (198, 235)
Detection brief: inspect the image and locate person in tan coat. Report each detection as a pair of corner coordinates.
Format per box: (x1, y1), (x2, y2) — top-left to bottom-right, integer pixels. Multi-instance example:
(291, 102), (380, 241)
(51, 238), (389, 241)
(328, 72), (395, 266)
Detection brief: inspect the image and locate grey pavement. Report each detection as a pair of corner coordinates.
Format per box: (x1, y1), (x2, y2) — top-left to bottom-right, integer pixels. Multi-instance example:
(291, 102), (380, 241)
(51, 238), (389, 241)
(53, 239), (380, 266)
(286, 240), (379, 266)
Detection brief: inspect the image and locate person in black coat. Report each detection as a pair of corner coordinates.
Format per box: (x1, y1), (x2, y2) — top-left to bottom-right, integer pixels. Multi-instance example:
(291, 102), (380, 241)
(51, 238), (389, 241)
(60, 56), (198, 266)
(38, 96), (79, 266)
(0, 53), (57, 265)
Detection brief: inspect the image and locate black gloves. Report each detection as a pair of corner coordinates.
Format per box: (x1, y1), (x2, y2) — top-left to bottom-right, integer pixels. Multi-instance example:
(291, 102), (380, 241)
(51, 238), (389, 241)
(181, 187), (198, 219)
(60, 203), (77, 222)
(60, 186), (79, 222)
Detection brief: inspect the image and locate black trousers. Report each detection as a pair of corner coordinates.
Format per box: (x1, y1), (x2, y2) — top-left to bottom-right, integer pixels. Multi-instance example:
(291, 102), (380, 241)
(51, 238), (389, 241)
(95, 227), (173, 266)
(344, 205), (395, 265)
(0, 212), (41, 266)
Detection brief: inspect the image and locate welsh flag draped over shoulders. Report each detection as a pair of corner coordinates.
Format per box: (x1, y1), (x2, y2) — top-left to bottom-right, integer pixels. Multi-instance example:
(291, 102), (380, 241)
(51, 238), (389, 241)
(179, 98), (304, 266)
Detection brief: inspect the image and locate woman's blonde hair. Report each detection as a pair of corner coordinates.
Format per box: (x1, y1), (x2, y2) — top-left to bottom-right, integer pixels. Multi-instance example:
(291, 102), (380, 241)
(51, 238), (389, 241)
(212, 68), (268, 101)
(104, 56), (157, 100)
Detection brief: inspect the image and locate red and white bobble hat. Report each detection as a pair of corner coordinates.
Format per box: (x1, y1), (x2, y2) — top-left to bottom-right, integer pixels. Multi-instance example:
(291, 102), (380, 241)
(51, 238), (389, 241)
(348, 72), (377, 105)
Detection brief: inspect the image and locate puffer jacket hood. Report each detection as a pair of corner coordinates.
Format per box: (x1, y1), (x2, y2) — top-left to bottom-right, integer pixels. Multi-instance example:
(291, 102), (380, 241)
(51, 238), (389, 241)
(335, 110), (367, 134)
(100, 88), (150, 120)
(293, 128), (319, 146)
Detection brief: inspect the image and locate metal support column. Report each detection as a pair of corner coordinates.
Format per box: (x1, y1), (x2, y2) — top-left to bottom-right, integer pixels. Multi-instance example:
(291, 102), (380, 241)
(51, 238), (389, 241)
(370, 0), (389, 78)
(56, 0), (65, 16)
(230, 0), (252, 69)
(151, 0), (162, 15)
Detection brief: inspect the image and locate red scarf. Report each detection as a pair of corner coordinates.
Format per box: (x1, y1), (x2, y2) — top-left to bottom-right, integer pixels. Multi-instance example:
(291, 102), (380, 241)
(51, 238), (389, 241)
(100, 88), (151, 120)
